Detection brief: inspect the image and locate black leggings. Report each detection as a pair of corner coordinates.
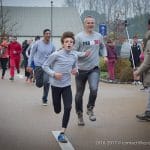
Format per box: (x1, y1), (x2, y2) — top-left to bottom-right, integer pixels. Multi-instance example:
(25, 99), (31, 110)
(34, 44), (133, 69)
(51, 85), (72, 128)
(0, 58), (9, 77)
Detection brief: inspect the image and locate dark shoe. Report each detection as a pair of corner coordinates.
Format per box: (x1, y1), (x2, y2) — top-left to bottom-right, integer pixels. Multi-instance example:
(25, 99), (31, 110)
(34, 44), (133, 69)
(77, 112), (85, 126)
(87, 107), (96, 121)
(58, 133), (67, 143)
(136, 111), (150, 121)
(1, 76), (4, 79)
(9, 77), (14, 81)
(17, 69), (20, 74)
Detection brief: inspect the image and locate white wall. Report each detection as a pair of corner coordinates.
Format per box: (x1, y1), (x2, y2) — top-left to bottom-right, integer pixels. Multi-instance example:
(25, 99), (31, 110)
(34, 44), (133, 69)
(17, 37), (62, 50)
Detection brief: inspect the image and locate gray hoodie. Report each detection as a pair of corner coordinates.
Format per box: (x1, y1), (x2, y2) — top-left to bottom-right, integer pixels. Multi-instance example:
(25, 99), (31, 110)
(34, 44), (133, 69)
(42, 49), (78, 87)
(74, 31), (107, 70)
(28, 39), (55, 67)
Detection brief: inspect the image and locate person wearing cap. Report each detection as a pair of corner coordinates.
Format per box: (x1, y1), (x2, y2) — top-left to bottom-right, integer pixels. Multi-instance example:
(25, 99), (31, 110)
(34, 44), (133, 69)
(7, 36), (22, 80)
(0, 38), (9, 79)
(134, 19), (150, 121)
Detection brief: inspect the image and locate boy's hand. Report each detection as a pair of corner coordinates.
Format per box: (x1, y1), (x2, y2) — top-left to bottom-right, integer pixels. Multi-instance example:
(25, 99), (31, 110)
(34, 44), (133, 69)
(71, 68), (78, 76)
(54, 72), (62, 80)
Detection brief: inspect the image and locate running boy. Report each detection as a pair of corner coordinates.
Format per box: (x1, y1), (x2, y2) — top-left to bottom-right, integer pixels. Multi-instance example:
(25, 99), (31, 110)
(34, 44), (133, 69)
(42, 32), (79, 143)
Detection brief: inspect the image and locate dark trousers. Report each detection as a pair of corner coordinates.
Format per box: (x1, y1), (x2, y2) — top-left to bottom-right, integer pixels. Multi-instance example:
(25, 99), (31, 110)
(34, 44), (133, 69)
(75, 67), (100, 113)
(0, 58), (9, 77)
(51, 85), (72, 128)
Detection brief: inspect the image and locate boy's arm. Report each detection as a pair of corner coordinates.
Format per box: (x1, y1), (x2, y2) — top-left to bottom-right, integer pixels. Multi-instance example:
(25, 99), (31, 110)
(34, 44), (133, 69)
(71, 55), (78, 75)
(42, 52), (57, 77)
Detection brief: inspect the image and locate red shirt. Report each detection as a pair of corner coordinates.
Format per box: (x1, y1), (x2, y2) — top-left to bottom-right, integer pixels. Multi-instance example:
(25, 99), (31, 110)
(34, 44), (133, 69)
(8, 41), (22, 59)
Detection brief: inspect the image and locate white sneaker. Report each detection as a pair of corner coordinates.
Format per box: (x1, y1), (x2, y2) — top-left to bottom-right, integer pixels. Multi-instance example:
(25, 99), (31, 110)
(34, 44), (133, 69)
(132, 81), (137, 85)
(42, 103), (48, 106)
(137, 81), (142, 85)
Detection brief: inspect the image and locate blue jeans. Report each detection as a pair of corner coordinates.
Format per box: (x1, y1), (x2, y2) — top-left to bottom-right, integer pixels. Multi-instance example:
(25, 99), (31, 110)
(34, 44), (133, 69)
(42, 72), (50, 103)
(75, 66), (100, 113)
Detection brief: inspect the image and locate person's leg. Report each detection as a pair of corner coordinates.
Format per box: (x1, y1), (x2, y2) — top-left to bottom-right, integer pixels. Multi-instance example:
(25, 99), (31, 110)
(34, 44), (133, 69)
(1, 58), (8, 78)
(75, 71), (88, 113)
(87, 67), (100, 121)
(87, 67), (100, 108)
(42, 72), (50, 104)
(0, 58), (2, 78)
(136, 87), (150, 120)
(107, 60), (111, 80)
(15, 57), (21, 74)
(75, 71), (88, 125)
(58, 86), (72, 143)
(51, 86), (62, 113)
(146, 88), (150, 111)
(110, 61), (115, 80)
(62, 86), (72, 129)
(9, 58), (15, 80)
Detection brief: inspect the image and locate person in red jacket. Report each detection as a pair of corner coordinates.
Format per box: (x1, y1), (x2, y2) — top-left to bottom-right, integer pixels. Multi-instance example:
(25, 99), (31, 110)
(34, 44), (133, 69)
(0, 39), (9, 79)
(8, 36), (22, 80)
(106, 39), (117, 82)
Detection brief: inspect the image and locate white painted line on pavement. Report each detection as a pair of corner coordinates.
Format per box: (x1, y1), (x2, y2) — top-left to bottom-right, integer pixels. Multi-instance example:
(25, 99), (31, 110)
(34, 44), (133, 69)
(52, 131), (75, 150)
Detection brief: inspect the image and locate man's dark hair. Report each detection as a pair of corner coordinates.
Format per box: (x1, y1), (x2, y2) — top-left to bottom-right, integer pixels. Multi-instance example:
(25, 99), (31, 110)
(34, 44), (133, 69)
(43, 29), (51, 34)
(35, 36), (40, 41)
(61, 31), (75, 44)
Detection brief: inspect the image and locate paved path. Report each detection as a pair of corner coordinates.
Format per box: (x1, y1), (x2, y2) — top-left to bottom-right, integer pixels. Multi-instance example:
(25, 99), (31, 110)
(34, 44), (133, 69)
(0, 70), (150, 150)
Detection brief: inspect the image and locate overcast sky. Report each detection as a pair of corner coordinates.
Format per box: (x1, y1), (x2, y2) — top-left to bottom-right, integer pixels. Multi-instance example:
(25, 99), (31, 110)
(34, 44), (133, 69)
(3, 0), (65, 7)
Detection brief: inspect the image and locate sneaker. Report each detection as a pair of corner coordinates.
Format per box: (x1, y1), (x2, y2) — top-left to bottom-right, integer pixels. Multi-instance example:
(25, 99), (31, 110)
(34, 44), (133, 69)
(137, 81), (142, 85)
(9, 77), (14, 81)
(87, 107), (96, 121)
(132, 81), (137, 85)
(58, 133), (67, 143)
(140, 87), (148, 92)
(140, 87), (145, 91)
(108, 79), (113, 83)
(77, 112), (85, 126)
(136, 111), (150, 121)
(42, 102), (48, 106)
(1, 76), (4, 79)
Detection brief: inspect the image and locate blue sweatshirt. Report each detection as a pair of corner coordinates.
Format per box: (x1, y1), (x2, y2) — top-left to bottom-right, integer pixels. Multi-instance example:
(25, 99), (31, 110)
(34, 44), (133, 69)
(28, 39), (55, 67)
(42, 49), (78, 87)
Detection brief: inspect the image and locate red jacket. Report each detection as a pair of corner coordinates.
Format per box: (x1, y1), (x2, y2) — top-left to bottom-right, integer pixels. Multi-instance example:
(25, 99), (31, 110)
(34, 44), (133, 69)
(8, 41), (22, 59)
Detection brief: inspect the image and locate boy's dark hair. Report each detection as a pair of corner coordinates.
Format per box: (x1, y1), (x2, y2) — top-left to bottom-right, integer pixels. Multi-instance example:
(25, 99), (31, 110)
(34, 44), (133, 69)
(43, 29), (51, 35)
(61, 31), (75, 44)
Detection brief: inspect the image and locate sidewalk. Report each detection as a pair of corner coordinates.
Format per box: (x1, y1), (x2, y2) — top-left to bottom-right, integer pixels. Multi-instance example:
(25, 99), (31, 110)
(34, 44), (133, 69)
(0, 69), (150, 150)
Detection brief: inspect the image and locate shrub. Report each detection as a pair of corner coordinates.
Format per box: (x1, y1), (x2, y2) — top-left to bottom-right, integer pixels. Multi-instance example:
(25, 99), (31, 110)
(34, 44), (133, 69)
(115, 58), (133, 81)
(99, 57), (107, 72)
(99, 57), (134, 82)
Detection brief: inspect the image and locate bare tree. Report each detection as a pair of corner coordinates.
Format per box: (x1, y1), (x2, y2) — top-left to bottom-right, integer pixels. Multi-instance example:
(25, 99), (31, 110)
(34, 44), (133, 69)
(0, 2), (18, 41)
